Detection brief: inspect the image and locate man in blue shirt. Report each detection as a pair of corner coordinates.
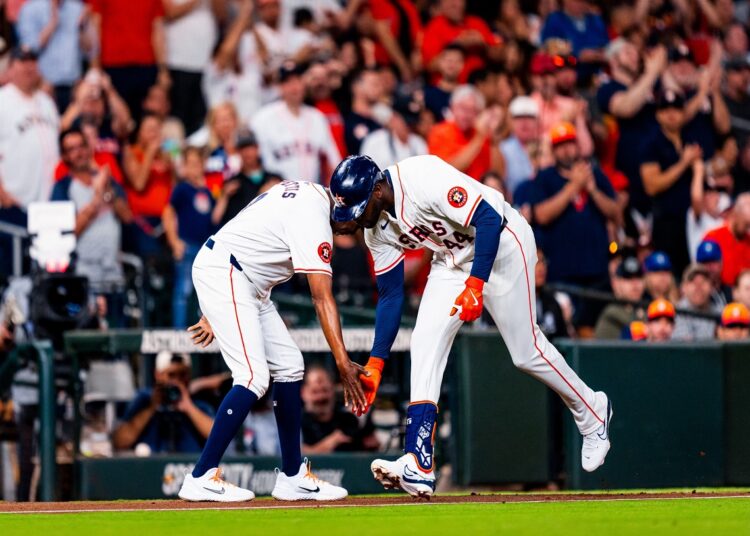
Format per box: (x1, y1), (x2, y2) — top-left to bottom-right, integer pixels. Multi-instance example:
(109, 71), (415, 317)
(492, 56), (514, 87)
(540, 0), (608, 79)
(597, 40), (665, 220)
(640, 90), (703, 277)
(17, 0), (92, 111)
(112, 352), (214, 453)
(532, 122), (620, 326)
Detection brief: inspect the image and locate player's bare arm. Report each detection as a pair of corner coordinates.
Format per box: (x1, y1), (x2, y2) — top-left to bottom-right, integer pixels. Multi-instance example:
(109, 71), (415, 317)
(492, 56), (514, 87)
(308, 273), (368, 413)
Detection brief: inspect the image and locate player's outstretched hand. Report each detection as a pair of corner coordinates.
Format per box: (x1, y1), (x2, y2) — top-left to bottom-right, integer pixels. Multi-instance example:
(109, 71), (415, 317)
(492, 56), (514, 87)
(188, 315), (215, 348)
(339, 360), (368, 414)
(356, 357), (385, 416)
(450, 276), (484, 322)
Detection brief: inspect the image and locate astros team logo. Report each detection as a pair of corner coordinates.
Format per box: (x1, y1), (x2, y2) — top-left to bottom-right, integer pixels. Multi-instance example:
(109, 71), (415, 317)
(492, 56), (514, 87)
(318, 242), (332, 263)
(447, 186), (468, 208)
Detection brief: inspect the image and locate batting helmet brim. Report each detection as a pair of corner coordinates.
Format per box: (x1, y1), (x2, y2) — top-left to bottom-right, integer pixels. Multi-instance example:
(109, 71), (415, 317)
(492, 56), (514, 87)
(331, 197), (369, 222)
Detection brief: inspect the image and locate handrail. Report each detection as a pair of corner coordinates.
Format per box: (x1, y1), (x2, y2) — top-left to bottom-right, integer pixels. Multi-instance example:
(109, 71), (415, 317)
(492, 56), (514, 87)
(547, 282), (721, 321)
(2, 340), (56, 501)
(0, 221), (28, 278)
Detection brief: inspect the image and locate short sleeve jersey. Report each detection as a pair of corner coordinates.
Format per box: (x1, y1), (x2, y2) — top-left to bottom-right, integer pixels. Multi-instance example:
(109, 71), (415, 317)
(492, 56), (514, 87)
(365, 155), (506, 275)
(214, 181), (333, 297)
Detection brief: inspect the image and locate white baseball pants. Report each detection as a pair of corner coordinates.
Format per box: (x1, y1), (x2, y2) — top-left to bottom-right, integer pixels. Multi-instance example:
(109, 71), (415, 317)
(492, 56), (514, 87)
(192, 240), (304, 398)
(410, 210), (607, 435)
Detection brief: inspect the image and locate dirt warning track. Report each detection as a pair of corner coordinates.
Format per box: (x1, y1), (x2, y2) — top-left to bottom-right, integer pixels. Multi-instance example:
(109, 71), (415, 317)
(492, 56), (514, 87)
(1, 491), (749, 514)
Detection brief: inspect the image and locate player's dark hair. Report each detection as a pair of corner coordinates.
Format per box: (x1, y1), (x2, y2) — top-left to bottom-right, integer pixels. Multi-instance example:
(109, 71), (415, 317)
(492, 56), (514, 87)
(293, 7), (314, 27)
(443, 43), (465, 56)
(59, 126), (86, 152)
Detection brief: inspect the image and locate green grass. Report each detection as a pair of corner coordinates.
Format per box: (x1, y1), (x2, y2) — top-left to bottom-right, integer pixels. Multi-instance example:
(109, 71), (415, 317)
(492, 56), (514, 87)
(1, 498), (748, 536)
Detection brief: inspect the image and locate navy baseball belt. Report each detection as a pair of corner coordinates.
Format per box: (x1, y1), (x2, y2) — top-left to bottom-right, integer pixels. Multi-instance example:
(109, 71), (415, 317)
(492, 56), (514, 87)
(205, 238), (243, 272)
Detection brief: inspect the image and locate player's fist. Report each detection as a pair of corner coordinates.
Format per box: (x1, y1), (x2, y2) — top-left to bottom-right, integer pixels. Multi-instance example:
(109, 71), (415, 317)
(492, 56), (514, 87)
(357, 357), (385, 416)
(450, 276), (485, 322)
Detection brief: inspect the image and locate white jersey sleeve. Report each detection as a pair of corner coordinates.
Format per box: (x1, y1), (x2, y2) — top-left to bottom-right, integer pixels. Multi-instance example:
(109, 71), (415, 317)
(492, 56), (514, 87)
(403, 155), (488, 228)
(285, 186), (334, 276)
(365, 223), (405, 276)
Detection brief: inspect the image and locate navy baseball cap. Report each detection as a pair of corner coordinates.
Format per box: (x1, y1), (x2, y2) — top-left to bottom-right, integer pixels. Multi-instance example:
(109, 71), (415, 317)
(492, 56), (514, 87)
(696, 240), (722, 263)
(330, 155), (382, 222)
(644, 251), (672, 273)
(615, 256), (644, 279)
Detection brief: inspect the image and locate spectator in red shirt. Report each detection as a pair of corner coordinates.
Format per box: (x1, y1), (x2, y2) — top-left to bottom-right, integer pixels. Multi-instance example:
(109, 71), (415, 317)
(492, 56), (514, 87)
(703, 193), (750, 286)
(54, 116), (125, 184)
(368, 0), (422, 83)
(90, 0), (167, 120)
(123, 113), (175, 257)
(422, 0), (502, 84)
(306, 62), (347, 158)
(427, 84), (504, 180)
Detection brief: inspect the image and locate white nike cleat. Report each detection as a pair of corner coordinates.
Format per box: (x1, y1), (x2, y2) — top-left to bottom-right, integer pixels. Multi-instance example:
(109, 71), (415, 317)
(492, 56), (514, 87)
(178, 468), (255, 502)
(371, 454), (436, 499)
(581, 395), (613, 472)
(271, 459), (348, 501)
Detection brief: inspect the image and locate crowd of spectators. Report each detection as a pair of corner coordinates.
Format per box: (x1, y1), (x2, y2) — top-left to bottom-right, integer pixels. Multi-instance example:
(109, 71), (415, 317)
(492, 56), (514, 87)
(0, 0), (749, 345)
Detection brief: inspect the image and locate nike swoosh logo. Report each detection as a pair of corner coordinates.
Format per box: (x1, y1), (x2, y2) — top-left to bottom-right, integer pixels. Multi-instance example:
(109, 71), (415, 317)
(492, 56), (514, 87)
(470, 291), (479, 306)
(402, 475), (436, 490)
(202, 486), (226, 495)
(298, 485), (320, 493)
(380, 220), (388, 230)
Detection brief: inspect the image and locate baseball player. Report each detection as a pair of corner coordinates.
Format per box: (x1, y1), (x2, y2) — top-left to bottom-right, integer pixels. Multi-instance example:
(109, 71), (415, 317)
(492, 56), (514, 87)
(178, 180), (366, 502)
(329, 155), (613, 498)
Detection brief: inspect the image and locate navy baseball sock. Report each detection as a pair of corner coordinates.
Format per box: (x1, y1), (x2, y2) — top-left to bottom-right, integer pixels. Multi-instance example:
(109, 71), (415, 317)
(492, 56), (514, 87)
(404, 402), (438, 472)
(272, 380), (303, 476)
(192, 385), (257, 478)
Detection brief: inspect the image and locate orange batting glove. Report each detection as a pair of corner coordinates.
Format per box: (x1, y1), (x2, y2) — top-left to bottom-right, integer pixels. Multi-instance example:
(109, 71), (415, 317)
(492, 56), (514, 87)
(356, 357), (385, 416)
(450, 276), (484, 322)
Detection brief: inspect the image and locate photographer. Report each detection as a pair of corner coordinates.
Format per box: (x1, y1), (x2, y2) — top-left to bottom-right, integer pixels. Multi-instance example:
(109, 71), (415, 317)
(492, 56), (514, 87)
(112, 352), (214, 453)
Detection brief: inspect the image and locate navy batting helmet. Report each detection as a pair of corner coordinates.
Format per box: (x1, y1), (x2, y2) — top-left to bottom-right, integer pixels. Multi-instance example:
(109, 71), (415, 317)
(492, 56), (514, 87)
(330, 155), (382, 222)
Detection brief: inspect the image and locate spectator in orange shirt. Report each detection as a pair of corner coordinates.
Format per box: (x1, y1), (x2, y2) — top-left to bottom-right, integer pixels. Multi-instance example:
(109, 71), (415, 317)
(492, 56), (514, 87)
(123, 113), (175, 257)
(427, 85), (504, 180)
(703, 193), (750, 286)
(422, 0), (502, 84)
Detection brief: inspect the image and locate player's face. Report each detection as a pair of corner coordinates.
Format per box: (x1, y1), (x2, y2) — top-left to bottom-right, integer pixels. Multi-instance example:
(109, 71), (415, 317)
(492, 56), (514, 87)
(356, 191), (385, 229)
(718, 325), (750, 340)
(648, 318), (674, 342)
(332, 220), (359, 235)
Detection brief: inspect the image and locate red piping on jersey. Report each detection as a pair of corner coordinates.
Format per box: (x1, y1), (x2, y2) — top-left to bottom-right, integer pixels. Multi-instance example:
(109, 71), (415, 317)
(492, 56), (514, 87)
(463, 195), (483, 227)
(229, 265), (254, 389)
(505, 225), (604, 425)
(294, 268), (333, 275)
(374, 254), (405, 275)
(311, 183), (330, 204)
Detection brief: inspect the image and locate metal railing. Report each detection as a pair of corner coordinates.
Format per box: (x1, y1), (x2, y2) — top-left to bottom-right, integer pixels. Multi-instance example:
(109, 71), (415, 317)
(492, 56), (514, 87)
(1, 341), (56, 501)
(0, 221), (28, 278)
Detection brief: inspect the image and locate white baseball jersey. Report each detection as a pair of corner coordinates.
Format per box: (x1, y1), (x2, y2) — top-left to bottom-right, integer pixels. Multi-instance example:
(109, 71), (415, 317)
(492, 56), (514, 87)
(366, 155), (508, 276)
(251, 101), (341, 183)
(192, 180), (332, 396)
(365, 155), (608, 440)
(213, 180), (333, 299)
(0, 84), (59, 208)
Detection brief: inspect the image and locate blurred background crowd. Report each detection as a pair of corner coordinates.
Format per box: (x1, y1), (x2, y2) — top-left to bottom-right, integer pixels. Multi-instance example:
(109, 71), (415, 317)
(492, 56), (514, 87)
(1, 0), (750, 477)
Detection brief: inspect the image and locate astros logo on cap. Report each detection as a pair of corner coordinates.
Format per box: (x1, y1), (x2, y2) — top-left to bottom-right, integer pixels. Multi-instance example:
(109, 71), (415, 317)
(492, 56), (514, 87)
(447, 186), (468, 208)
